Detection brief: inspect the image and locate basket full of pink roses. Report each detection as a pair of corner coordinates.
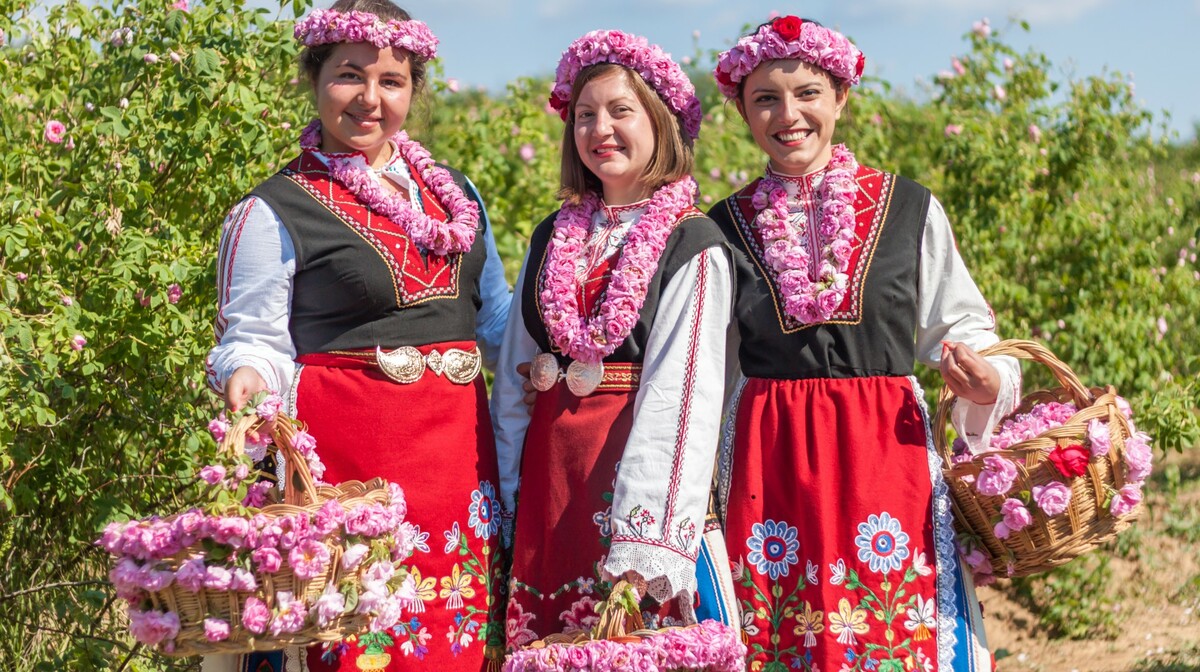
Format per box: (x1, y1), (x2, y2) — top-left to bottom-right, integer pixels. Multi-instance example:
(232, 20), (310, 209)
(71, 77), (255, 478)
(504, 581), (746, 672)
(934, 340), (1150, 580)
(97, 396), (421, 656)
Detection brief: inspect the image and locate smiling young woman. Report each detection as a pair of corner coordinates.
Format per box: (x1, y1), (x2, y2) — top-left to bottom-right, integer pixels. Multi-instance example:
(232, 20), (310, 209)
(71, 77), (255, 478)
(203, 1), (510, 670)
(490, 30), (735, 647)
(699, 15), (1023, 672)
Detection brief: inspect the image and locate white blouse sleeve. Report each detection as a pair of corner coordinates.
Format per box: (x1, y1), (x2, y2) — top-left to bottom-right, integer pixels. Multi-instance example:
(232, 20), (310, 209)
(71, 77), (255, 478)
(464, 176), (511, 372)
(489, 252), (538, 518)
(205, 197), (298, 398)
(915, 196), (1021, 452)
(603, 245), (734, 608)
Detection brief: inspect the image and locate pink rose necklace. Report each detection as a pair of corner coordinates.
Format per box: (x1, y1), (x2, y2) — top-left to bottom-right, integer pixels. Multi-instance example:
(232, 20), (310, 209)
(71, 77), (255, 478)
(752, 143), (858, 325)
(299, 120), (477, 256)
(532, 177), (697, 395)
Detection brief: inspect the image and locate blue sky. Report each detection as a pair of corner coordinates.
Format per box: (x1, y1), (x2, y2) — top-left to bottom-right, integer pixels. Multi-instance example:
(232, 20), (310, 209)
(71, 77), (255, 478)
(397, 0), (1199, 141)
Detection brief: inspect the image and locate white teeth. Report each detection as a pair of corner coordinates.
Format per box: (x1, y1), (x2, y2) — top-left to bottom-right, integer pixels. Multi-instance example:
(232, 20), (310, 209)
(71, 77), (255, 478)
(777, 130), (810, 142)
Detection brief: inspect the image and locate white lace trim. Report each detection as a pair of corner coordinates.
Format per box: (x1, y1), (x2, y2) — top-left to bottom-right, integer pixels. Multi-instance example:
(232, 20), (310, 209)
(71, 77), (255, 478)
(716, 375), (747, 526)
(603, 539), (698, 619)
(908, 375), (960, 667)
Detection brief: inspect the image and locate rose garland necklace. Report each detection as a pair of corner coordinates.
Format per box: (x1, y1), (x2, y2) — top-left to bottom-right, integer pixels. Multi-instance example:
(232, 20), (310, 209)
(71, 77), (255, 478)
(532, 177), (697, 395)
(752, 143), (859, 325)
(299, 120), (477, 256)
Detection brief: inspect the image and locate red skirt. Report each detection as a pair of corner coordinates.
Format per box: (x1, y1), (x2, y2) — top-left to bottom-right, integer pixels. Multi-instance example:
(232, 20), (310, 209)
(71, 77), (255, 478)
(723, 376), (963, 672)
(292, 342), (504, 672)
(506, 374), (680, 648)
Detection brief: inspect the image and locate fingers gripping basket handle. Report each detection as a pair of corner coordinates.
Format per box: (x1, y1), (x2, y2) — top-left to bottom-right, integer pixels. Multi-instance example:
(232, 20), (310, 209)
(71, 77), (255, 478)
(221, 413), (320, 507)
(933, 338), (1095, 461)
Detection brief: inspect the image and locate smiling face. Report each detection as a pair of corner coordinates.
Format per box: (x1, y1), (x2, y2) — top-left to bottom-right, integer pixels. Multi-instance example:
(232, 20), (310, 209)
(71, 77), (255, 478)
(736, 59), (847, 175)
(314, 41), (414, 168)
(572, 69), (658, 205)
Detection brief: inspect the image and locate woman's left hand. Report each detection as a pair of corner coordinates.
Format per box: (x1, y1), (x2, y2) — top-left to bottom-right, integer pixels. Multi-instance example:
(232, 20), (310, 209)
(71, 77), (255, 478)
(939, 341), (1000, 405)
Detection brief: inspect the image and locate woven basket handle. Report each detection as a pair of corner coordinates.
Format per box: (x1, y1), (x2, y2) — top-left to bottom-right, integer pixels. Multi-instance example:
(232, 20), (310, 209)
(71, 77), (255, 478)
(592, 581), (645, 639)
(221, 413), (320, 507)
(933, 339), (1095, 461)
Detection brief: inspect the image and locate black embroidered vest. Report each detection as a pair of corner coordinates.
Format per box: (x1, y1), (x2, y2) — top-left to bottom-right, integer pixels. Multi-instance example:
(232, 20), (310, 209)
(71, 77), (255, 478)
(709, 167), (930, 379)
(250, 153), (489, 355)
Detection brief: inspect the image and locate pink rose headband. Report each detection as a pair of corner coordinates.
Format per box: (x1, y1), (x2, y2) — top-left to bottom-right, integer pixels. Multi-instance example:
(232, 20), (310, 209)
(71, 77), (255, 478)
(294, 9), (438, 61)
(550, 29), (703, 140)
(714, 16), (865, 98)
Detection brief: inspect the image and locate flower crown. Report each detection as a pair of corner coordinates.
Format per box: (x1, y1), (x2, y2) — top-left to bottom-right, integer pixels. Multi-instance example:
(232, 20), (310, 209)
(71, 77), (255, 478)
(294, 9), (438, 61)
(714, 16), (865, 98)
(550, 29), (703, 140)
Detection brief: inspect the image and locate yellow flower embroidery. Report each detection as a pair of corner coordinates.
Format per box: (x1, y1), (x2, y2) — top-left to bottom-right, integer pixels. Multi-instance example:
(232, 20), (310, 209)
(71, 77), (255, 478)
(792, 600), (825, 648)
(439, 564), (475, 610)
(407, 567), (437, 613)
(827, 598), (869, 645)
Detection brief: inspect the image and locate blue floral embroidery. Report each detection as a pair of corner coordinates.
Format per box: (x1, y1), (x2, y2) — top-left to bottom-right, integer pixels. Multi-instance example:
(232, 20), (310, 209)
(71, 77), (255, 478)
(746, 519), (800, 580)
(468, 480), (499, 539)
(854, 512), (910, 575)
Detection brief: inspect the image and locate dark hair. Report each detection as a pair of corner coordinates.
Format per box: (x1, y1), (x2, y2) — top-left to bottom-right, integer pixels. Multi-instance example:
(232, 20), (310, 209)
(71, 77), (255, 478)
(558, 64), (695, 205)
(299, 0), (427, 94)
(733, 17), (847, 102)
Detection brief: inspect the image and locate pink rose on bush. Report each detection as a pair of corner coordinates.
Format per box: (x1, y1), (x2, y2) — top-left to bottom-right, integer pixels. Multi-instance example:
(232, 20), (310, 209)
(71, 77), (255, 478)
(198, 464), (225, 485)
(242, 596), (270, 634)
(1109, 484), (1143, 517)
(204, 617), (230, 642)
(44, 119), (66, 144)
(1032, 481), (1072, 516)
(976, 456), (1018, 496)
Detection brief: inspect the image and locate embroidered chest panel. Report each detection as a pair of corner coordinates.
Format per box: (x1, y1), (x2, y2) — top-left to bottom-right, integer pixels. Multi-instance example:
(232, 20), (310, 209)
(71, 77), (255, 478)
(732, 167), (893, 333)
(285, 153), (462, 307)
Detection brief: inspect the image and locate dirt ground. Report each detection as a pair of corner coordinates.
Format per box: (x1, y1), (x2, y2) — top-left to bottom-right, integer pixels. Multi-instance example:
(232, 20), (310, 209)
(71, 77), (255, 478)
(978, 450), (1200, 672)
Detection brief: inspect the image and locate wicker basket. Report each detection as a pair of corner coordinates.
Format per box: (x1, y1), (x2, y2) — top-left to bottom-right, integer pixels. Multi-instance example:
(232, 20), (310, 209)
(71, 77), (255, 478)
(505, 581), (746, 672)
(140, 413), (392, 656)
(933, 339), (1143, 578)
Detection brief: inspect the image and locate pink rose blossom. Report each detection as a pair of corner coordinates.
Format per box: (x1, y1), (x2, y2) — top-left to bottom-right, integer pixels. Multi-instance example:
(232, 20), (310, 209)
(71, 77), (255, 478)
(944, 124), (964, 137)
(15, 272), (27, 281)
(519, 143), (535, 163)
(203, 565), (233, 591)
(1124, 431), (1153, 483)
(169, 51), (182, 64)
(976, 456), (1018, 497)
(1028, 124), (1043, 143)
(312, 499), (346, 536)
(208, 416), (230, 442)
(243, 481), (272, 508)
(143, 53), (159, 64)
(61, 295), (73, 306)
(446, 77), (460, 93)
(315, 582), (346, 627)
(242, 596), (270, 634)
(1086, 419), (1111, 457)
(232, 463), (250, 483)
(231, 568), (258, 591)
(70, 334), (87, 351)
(1000, 498), (1033, 532)
(210, 516), (251, 548)
(172, 0), (189, 11)
(270, 591), (308, 635)
(174, 557), (206, 592)
(341, 543), (370, 571)
(256, 393), (283, 420)
(952, 58), (966, 76)
(252, 546), (283, 573)
(972, 18), (991, 38)
(370, 595), (404, 632)
(167, 283), (182, 304)
(288, 538), (331, 580)
(1109, 484), (1142, 517)
(1032, 481), (1072, 516)
(198, 464), (225, 485)
(292, 430), (317, 456)
(44, 120), (66, 144)
(128, 608), (180, 645)
(204, 618), (230, 642)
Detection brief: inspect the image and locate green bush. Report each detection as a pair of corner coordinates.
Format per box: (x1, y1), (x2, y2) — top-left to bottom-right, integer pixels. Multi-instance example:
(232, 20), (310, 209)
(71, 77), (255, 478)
(1, 3), (1196, 669)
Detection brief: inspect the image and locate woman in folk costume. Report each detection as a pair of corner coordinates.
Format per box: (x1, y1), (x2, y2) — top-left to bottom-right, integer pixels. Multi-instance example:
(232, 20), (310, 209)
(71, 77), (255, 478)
(490, 30), (734, 644)
(203, 0), (509, 669)
(703, 16), (1022, 672)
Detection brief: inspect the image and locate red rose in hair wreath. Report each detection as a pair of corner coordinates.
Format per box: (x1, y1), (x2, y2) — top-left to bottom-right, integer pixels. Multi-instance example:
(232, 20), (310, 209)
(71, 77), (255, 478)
(1048, 443), (1090, 478)
(855, 52), (866, 77)
(772, 16), (803, 41)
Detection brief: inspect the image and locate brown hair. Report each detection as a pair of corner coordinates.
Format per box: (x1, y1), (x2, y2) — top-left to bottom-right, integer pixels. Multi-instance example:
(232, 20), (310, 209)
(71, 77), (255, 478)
(299, 0), (427, 94)
(558, 64), (695, 204)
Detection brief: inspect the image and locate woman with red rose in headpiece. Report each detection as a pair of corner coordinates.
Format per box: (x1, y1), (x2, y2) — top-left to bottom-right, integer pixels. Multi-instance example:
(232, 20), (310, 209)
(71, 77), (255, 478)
(701, 16), (1023, 671)
(204, 0), (509, 670)
(490, 30), (739, 644)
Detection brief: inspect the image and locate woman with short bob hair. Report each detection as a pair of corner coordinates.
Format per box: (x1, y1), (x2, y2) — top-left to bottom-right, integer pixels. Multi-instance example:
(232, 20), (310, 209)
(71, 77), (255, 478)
(491, 29), (734, 643)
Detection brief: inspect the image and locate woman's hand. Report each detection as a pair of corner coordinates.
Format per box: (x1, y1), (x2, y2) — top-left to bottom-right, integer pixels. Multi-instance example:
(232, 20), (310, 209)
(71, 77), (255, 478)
(939, 341), (1000, 405)
(516, 361), (537, 413)
(225, 366), (269, 412)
